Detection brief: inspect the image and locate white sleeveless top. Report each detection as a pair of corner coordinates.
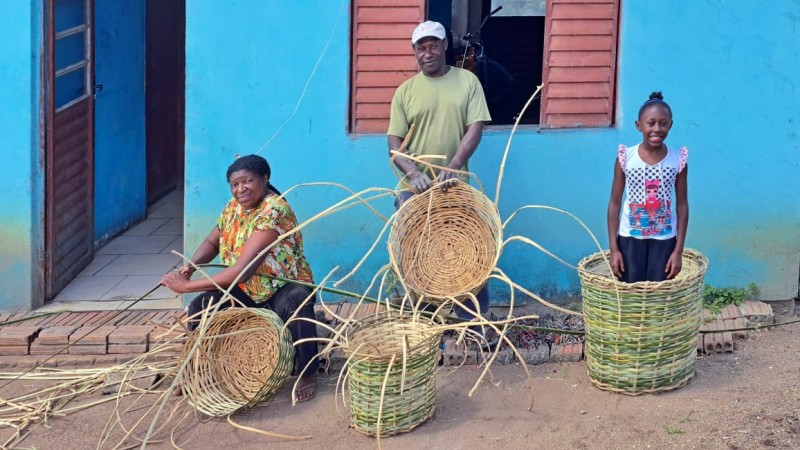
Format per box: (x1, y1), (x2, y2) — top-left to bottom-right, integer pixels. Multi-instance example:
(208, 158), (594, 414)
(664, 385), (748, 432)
(618, 143), (688, 240)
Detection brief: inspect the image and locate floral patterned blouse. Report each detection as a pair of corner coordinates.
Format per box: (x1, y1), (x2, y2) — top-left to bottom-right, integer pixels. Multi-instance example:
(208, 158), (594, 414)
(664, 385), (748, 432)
(216, 195), (314, 302)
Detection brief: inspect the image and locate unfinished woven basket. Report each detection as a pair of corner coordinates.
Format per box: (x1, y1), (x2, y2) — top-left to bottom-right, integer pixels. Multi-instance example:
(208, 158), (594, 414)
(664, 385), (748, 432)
(388, 181), (502, 304)
(577, 249), (707, 395)
(343, 311), (441, 437)
(180, 307), (295, 416)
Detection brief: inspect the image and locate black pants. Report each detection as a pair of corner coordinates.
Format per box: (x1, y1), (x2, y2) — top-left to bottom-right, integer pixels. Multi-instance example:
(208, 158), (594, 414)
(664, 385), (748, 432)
(187, 283), (320, 376)
(617, 236), (677, 283)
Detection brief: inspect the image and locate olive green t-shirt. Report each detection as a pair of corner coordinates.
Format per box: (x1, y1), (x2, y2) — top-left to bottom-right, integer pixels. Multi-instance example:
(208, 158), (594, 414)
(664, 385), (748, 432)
(388, 66), (491, 181)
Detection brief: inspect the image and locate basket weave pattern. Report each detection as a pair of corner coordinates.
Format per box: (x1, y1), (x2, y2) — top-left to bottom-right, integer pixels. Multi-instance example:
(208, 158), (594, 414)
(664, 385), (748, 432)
(180, 307), (295, 416)
(344, 312), (442, 436)
(577, 249), (707, 395)
(388, 182), (502, 302)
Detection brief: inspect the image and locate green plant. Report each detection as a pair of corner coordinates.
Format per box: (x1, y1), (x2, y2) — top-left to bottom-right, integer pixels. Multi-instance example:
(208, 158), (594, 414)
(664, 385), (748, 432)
(665, 426), (685, 435)
(702, 283), (757, 314)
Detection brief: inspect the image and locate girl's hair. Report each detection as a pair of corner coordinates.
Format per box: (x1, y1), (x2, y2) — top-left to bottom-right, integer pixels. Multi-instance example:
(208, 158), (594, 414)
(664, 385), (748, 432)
(638, 91), (672, 118)
(226, 154), (281, 195)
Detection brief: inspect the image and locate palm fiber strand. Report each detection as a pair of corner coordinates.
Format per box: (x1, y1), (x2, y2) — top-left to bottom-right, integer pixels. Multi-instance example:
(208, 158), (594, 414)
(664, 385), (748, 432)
(388, 181), (502, 304)
(343, 311), (441, 436)
(180, 308), (294, 416)
(577, 249), (707, 395)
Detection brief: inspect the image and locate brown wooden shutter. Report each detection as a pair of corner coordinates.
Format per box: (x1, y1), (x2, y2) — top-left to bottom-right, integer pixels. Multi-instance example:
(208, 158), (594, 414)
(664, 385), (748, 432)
(350, 0), (425, 134)
(540, 0), (620, 128)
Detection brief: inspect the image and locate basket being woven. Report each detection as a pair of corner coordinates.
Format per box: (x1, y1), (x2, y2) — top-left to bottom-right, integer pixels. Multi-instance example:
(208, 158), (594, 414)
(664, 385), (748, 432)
(344, 311), (441, 437)
(180, 307), (295, 416)
(577, 249), (707, 395)
(388, 181), (502, 304)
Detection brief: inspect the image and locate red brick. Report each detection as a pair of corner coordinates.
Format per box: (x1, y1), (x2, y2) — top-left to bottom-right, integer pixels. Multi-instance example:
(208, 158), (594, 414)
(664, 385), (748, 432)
(69, 344), (107, 355)
(0, 345), (30, 356)
(55, 355), (94, 367)
(108, 343), (148, 354)
(109, 325), (153, 345)
(732, 318), (748, 339)
(722, 331), (734, 353)
(36, 326), (78, 345)
(30, 344), (69, 356)
(14, 358), (42, 369)
(0, 326), (41, 346)
(70, 326), (116, 345)
(151, 326), (187, 342)
(719, 304), (741, 320)
(94, 355), (118, 366)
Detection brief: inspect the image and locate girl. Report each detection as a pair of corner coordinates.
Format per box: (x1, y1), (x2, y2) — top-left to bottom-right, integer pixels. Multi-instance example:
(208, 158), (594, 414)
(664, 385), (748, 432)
(607, 92), (689, 282)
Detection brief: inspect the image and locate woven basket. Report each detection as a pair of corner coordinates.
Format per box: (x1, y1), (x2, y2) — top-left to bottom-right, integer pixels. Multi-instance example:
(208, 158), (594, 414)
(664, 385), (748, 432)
(343, 311), (441, 437)
(180, 307), (295, 416)
(577, 249), (708, 395)
(388, 181), (502, 304)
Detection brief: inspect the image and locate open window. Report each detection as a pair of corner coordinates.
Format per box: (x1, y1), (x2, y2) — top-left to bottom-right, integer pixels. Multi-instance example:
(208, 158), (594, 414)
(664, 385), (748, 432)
(349, 0), (619, 133)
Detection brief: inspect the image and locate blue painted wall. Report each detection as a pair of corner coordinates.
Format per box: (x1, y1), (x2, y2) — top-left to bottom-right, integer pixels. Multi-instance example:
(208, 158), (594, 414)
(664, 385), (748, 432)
(94, 0), (147, 244)
(0, 1), (44, 311)
(183, 0), (799, 304)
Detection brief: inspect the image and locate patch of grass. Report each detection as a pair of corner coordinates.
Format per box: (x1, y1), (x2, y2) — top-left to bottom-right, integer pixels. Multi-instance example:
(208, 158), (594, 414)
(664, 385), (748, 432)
(665, 426), (685, 435)
(702, 283), (757, 314)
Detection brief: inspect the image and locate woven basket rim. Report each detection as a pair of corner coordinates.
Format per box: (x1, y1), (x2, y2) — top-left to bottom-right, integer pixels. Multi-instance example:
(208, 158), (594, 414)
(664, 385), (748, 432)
(387, 181), (502, 300)
(180, 307), (294, 416)
(577, 248), (708, 290)
(343, 311), (441, 360)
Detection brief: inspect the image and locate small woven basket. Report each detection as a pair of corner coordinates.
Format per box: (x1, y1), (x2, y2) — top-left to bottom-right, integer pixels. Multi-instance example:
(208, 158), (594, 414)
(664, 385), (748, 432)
(388, 181), (502, 304)
(343, 311), (441, 437)
(180, 307), (295, 416)
(577, 249), (707, 395)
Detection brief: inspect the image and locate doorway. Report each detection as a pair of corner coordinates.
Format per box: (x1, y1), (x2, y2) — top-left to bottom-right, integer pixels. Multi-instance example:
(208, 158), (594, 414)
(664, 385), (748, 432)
(44, 0), (185, 303)
(146, 0), (185, 204)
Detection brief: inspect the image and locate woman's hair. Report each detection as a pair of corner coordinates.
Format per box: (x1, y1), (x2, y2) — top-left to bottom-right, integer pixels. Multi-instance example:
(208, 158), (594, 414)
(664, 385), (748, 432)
(638, 91), (672, 118)
(226, 154), (281, 195)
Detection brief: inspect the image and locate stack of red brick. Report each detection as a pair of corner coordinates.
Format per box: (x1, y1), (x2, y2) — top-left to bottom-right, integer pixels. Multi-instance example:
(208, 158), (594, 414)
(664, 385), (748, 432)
(0, 325), (161, 356)
(697, 300), (774, 355)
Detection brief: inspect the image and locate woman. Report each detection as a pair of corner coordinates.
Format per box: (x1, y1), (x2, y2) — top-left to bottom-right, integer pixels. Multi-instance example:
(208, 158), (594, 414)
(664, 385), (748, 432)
(160, 154), (318, 402)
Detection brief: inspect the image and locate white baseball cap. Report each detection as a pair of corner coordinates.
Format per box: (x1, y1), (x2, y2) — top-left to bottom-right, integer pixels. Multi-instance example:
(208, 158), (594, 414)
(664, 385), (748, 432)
(411, 21), (446, 45)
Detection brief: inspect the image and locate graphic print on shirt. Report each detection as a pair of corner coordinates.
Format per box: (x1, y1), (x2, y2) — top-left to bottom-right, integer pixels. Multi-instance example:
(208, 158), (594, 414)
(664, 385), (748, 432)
(626, 165), (678, 237)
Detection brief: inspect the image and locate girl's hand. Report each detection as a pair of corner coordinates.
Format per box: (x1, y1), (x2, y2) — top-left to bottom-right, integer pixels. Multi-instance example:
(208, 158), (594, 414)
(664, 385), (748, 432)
(665, 251), (683, 279)
(609, 250), (625, 279)
(161, 271), (191, 294)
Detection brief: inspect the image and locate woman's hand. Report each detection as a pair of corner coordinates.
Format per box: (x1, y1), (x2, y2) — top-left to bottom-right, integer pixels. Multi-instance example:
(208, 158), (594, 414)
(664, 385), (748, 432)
(161, 271), (191, 294)
(609, 249), (625, 279)
(177, 264), (195, 278)
(665, 250), (683, 279)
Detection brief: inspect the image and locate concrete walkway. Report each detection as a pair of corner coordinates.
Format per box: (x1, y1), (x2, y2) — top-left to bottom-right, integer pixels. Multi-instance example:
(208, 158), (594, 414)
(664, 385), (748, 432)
(39, 190), (185, 313)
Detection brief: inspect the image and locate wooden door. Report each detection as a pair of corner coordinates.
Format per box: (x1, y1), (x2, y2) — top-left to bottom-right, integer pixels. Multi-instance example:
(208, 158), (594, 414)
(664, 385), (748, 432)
(145, 0), (185, 204)
(45, 0), (95, 300)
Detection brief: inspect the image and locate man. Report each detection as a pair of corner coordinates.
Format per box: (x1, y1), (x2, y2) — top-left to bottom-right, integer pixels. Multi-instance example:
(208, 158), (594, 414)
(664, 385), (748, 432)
(387, 20), (492, 319)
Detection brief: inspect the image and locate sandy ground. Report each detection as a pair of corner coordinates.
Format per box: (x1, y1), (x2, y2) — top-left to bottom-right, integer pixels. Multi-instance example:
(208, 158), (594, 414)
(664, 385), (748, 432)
(4, 318), (798, 450)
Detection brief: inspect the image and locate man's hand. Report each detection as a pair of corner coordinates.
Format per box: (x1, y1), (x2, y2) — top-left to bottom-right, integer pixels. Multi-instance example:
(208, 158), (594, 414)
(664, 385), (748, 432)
(408, 170), (433, 194)
(437, 169), (459, 192)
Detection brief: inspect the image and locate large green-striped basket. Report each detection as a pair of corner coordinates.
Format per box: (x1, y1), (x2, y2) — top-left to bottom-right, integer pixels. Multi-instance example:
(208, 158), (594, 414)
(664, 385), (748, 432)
(343, 311), (441, 437)
(577, 249), (707, 395)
